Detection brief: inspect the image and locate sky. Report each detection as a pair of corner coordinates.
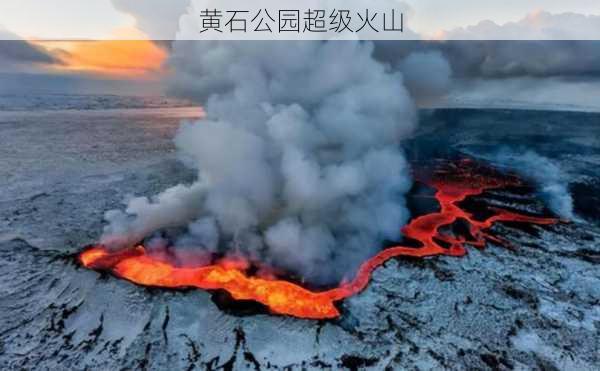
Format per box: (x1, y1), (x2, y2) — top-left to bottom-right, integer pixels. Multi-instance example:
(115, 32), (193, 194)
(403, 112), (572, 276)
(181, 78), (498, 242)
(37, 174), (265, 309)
(1, 0), (600, 39)
(408, 0), (600, 36)
(0, 0), (134, 39)
(38, 39), (166, 77)
(1, 0), (600, 109)
(1, 0), (598, 80)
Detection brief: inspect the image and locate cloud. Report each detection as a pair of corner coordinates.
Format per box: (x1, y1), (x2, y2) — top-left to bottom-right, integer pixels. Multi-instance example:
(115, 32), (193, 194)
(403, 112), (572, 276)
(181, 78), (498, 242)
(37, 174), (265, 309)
(442, 11), (600, 40)
(0, 28), (58, 72)
(372, 11), (600, 110)
(392, 39), (600, 110)
(377, 40), (600, 81)
(373, 11), (600, 81)
(448, 41), (600, 78)
(111, 0), (190, 39)
(431, 12), (600, 79)
(38, 38), (167, 78)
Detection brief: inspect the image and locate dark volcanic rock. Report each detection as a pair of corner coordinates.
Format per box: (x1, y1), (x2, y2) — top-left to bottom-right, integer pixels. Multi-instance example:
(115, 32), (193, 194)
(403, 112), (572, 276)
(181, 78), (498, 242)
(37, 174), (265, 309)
(1, 108), (599, 369)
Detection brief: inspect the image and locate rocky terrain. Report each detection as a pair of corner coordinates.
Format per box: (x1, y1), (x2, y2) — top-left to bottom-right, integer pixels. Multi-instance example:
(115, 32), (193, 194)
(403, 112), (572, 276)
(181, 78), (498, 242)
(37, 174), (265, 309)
(1, 108), (599, 370)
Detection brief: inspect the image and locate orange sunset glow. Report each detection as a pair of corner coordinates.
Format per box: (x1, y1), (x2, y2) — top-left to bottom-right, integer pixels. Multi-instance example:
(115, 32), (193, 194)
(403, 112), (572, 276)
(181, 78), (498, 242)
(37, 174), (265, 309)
(34, 29), (167, 78)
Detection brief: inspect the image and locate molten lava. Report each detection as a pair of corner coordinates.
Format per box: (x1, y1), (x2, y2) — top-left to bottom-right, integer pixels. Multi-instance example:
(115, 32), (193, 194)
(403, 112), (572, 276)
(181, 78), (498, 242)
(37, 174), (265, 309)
(79, 159), (558, 319)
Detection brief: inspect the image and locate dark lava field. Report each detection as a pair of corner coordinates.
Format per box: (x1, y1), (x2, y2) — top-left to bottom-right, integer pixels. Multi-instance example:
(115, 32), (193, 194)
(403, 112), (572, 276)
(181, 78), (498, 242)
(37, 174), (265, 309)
(1, 107), (598, 370)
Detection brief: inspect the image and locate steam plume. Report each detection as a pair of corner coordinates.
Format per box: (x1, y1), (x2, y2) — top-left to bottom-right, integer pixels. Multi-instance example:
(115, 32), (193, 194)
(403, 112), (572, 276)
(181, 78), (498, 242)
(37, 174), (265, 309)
(486, 150), (574, 219)
(101, 41), (441, 283)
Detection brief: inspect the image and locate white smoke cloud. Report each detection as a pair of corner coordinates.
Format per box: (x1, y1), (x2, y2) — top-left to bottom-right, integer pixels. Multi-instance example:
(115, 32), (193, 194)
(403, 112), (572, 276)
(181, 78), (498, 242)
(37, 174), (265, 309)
(101, 40), (424, 283)
(487, 150), (574, 220)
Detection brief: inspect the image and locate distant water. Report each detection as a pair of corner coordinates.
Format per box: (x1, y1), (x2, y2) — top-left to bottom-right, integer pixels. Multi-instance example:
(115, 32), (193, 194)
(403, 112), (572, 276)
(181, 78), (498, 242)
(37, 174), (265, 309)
(0, 94), (193, 112)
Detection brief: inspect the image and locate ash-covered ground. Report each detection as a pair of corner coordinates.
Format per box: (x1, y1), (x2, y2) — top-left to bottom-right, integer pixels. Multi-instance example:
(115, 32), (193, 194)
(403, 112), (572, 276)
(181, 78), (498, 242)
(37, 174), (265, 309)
(1, 107), (599, 370)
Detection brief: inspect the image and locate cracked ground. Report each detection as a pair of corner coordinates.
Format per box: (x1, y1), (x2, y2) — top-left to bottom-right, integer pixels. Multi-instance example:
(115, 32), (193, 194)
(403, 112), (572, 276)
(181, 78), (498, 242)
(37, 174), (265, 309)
(1, 108), (599, 370)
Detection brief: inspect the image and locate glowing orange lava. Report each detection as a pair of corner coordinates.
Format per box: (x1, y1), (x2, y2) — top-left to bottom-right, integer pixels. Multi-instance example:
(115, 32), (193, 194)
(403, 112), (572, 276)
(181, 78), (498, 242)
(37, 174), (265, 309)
(79, 159), (559, 319)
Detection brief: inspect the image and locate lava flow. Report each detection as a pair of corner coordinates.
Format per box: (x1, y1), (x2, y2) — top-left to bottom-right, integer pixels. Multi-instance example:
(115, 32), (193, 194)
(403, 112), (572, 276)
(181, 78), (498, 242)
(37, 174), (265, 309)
(79, 159), (559, 319)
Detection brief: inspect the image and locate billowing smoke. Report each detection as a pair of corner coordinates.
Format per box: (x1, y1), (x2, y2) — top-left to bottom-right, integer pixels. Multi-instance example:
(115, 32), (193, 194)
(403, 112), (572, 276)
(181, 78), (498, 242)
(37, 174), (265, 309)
(101, 41), (438, 284)
(485, 150), (574, 220)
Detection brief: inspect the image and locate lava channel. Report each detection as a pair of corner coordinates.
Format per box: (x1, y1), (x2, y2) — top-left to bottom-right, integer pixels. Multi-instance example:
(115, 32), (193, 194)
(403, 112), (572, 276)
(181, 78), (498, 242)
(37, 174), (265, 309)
(79, 159), (559, 319)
